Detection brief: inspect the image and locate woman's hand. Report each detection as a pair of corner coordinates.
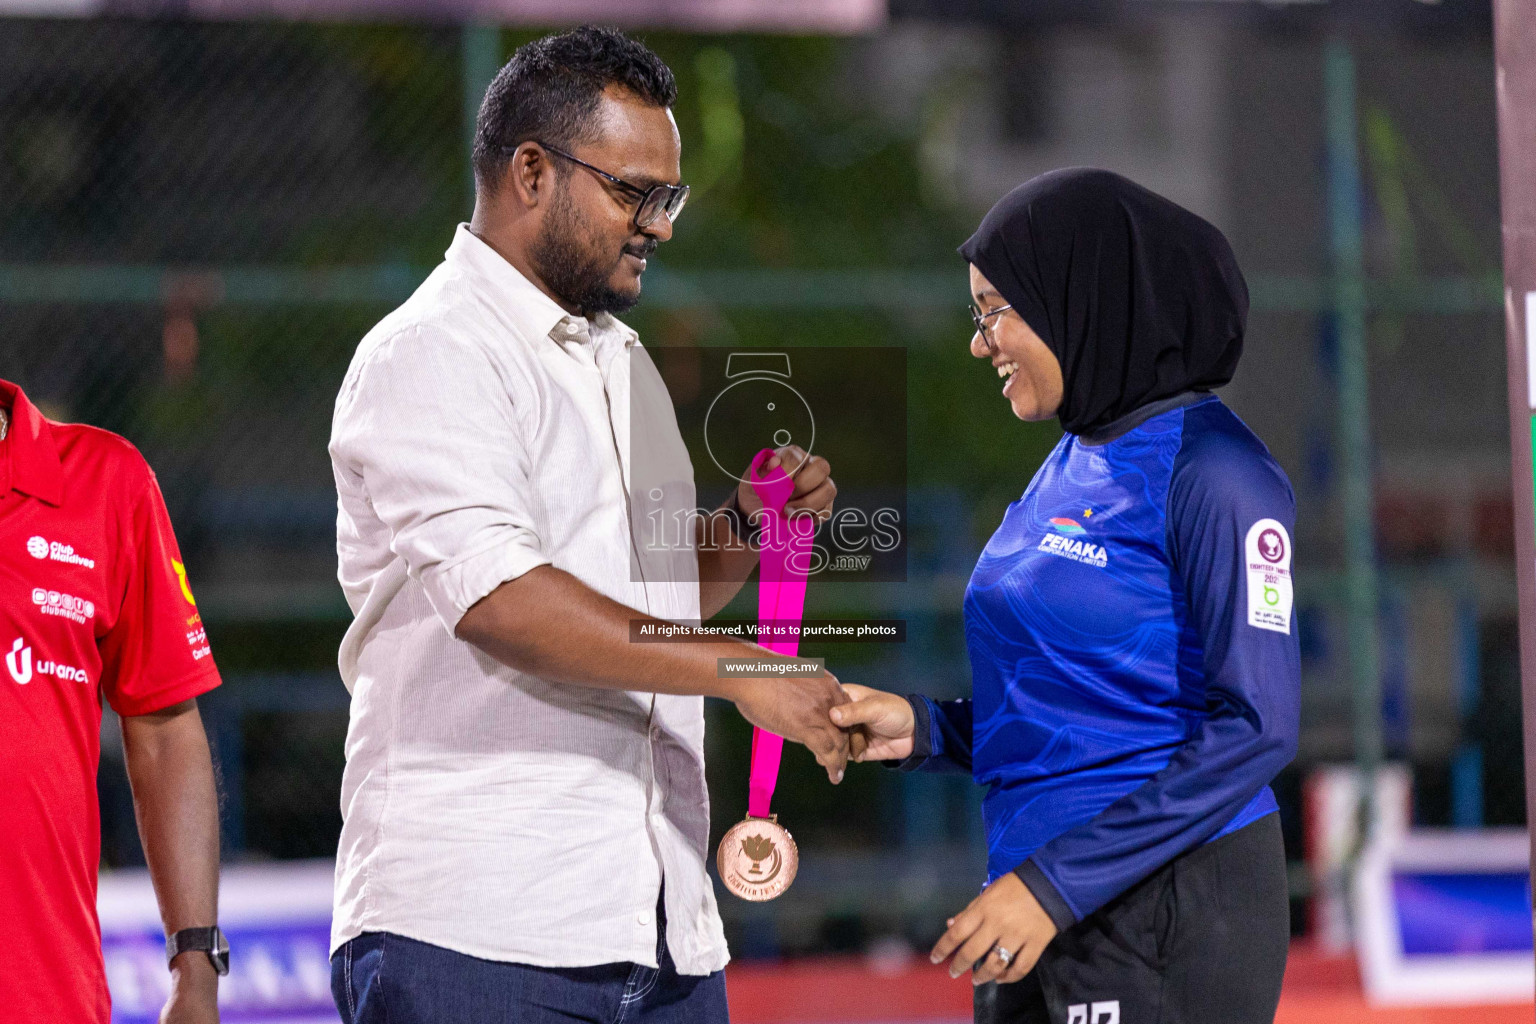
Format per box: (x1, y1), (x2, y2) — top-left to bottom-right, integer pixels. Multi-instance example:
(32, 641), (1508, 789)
(930, 873), (1059, 985)
(734, 671), (850, 784)
(828, 684), (916, 761)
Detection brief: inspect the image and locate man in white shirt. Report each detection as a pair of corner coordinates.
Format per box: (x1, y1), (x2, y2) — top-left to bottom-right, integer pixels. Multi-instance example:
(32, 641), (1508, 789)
(327, 26), (848, 1024)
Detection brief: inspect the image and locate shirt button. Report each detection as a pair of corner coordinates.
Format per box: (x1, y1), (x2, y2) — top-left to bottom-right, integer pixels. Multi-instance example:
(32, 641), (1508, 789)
(637, 910), (652, 926)
(564, 322), (580, 335)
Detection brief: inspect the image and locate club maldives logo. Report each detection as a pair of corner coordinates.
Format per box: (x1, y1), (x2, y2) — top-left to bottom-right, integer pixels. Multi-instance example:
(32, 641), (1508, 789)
(1039, 516), (1109, 568)
(26, 535), (95, 569)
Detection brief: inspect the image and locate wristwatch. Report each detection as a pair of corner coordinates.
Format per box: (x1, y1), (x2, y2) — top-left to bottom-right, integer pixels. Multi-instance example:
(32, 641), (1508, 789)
(166, 926), (230, 976)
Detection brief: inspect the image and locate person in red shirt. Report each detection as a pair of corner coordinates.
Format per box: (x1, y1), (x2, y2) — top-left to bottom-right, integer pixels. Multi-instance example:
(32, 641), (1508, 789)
(0, 379), (224, 1024)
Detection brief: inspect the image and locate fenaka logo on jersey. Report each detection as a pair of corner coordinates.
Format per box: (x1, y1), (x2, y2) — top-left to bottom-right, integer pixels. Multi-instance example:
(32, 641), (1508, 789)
(5, 638), (88, 686)
(32, 588), (96, 625)
(1039, 517), (1109, 568)
(26, 535), (96, 569)
(1246, 518), (1293, 634)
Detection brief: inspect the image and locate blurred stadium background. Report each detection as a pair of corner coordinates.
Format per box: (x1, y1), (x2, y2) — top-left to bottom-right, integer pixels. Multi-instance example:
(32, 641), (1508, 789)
(1, 0), (1528, 1020)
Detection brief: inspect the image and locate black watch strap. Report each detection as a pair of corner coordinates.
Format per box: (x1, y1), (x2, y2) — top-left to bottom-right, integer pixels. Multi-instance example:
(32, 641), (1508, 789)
(167, 926), (230, 976)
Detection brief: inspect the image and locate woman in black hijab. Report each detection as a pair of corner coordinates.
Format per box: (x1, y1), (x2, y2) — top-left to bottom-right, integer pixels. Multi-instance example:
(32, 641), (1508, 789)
(835, 169), (1300, 1023)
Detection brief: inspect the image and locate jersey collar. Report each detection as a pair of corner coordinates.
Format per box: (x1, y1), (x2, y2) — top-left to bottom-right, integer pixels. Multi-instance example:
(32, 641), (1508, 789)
(0, 380), (64, 506)
(1077, 391), (1211, 447)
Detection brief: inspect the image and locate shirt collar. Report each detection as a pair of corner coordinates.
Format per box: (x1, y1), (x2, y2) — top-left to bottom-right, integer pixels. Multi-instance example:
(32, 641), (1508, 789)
(0, 380), (64, 506)
(446, 224), (639, 352)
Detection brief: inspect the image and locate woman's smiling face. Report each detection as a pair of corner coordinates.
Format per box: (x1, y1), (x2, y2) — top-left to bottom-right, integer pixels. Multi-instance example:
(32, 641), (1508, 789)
(969, 264), (1064, 422)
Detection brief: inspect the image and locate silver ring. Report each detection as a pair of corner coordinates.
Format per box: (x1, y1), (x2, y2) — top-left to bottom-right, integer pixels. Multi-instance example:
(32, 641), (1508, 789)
(994, 946), (1014, 966)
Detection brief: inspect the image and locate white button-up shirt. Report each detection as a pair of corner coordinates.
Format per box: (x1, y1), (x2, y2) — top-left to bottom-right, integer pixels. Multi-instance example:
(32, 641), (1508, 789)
(328, 225), (728, 975)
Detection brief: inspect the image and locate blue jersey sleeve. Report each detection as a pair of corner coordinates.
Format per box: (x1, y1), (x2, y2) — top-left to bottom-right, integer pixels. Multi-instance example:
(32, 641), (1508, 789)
(893, 695), (974, 774)
(1014, 413), (1301, 930)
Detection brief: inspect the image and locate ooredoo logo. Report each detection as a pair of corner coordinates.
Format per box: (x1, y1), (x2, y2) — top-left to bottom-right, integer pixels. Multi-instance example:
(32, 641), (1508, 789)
(26, 536), (47, 560)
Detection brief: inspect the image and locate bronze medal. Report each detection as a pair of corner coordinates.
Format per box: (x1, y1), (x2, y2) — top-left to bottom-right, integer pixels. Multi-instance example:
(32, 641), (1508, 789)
(716, 815), (798, 901)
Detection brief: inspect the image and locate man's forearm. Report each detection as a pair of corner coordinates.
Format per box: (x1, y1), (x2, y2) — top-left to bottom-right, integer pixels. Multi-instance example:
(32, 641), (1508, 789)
(697, 498), (760, 619)
(698, 545), (757, 619)
(122, 701), (221, 935)
(457, 564), (781, 700)
(122, 698), (222, 1013)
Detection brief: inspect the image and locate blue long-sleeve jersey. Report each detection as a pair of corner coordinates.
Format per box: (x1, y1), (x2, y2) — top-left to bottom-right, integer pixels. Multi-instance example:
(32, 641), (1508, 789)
(904, 394), (1300, 931)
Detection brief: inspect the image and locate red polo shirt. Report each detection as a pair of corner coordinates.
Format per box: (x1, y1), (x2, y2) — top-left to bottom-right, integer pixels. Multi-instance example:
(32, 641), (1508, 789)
(0, 380), (221, 1023)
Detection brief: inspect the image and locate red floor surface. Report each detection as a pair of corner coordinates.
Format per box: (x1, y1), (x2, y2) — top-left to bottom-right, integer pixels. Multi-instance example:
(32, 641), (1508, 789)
(725, 942), (1535, 1024)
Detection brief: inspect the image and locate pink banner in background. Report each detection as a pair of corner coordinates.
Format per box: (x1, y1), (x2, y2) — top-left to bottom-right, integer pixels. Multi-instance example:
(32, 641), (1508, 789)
(159, 0), (887, 31)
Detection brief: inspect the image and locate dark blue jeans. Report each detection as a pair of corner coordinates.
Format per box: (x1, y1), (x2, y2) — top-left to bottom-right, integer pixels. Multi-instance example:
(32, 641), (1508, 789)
(330, 914), (728, 1024)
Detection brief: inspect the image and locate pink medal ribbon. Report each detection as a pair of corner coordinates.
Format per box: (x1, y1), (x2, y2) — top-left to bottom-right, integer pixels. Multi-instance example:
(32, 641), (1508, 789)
(744, 447), (816, 819)
(716, 447), (813, 901)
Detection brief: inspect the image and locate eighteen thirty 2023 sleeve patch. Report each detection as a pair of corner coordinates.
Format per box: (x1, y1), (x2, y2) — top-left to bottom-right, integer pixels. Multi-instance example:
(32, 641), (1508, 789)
(1244, 518), (1293, 634)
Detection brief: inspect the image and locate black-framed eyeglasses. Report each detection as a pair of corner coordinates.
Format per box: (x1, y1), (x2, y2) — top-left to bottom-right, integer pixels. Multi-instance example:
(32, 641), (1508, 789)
(970, 301), (1013, 352)
(530, 142), (690, 229)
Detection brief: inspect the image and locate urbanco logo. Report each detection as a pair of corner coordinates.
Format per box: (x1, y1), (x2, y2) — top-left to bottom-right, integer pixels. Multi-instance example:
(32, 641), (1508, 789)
(7, 638), (32, 685)
(5, 637), (88, 686)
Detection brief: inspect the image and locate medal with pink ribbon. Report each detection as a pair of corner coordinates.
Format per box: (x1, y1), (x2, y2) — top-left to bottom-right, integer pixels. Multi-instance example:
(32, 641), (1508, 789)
(716, 448), (816, 902)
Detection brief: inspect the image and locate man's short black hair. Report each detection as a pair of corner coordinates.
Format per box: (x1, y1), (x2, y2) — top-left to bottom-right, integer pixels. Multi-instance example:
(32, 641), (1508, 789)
(473, 26), (677, 193)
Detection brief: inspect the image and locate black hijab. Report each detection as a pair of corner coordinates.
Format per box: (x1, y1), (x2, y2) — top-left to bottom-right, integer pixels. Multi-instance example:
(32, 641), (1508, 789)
(959, 168), (1248, 436)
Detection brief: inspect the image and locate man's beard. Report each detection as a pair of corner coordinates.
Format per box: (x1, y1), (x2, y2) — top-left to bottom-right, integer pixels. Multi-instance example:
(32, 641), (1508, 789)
(529, 183), (653, 316)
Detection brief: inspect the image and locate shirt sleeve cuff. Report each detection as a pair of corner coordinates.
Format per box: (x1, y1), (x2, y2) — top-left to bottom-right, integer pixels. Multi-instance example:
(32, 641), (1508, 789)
(111, 665), (222, 718)
(885, 694), (937, 772)
(421, 538), (551, 636)
(1014, 859), (1079, 934)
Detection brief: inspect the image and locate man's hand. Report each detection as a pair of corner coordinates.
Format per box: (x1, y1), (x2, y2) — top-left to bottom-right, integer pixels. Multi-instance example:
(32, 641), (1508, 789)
(737, 445), (835, 524)
(161, 954), (219, 1023)
(732, 670), (851, 783)
(829, 684), (916, 761)
(930, 873), (1059, 985)
(699, 444), (835, 620)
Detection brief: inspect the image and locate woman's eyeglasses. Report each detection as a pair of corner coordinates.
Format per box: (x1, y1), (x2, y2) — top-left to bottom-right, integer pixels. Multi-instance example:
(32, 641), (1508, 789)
(970, 301), (1013, 353)
(530, 142), (690, 230)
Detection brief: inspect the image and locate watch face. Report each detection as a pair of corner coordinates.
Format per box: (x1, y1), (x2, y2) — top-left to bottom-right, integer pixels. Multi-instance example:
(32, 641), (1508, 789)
(211, 931), (230, 976)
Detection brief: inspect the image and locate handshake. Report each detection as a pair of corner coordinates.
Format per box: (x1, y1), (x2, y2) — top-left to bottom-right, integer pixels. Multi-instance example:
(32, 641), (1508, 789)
(728, 673), (915, 784)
